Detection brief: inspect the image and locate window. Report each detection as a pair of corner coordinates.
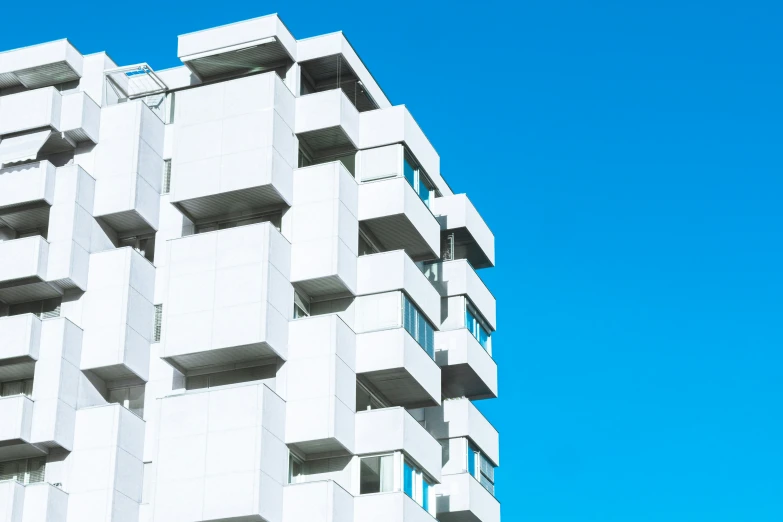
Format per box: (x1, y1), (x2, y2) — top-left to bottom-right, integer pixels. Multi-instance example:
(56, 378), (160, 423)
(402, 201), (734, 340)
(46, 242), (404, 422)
(185, 364), (276, 391)
(119, 234), (155, 263)
(288, 454), (304, 484)
(108, 384), (145, 418)
(359, 455), (394, 494)
(403, 154), (434, 206)
(466, 300), (491, 354)
(0, 457), (46, 485)
(154, 304), (163, 342)
(194, 212), (282, 234)
(356, 381), (388, 411)
(402, 295), (435, 358)
(403, 458), (434, 514)
(293, 292), (310, 320)
(1, 379), (33, 397)
(9, 298), (60, 320)
(358, 229), (381, 256)
(468, 441), (496, 495)
(162, 160), (172, 194)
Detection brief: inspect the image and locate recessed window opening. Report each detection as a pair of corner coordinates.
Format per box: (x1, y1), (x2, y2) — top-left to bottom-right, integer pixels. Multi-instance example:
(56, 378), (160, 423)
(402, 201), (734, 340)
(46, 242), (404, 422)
(403, 152), (434, 207)
(402, 294), (435, 358)
(194, 211), (282, 234)
(465, 299), (492, 354)
(0, 457), (46, 485)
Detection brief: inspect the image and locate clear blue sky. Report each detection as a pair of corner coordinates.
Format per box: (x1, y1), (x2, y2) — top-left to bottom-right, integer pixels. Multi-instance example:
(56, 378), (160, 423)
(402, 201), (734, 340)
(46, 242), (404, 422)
(4, 0), (781, 520)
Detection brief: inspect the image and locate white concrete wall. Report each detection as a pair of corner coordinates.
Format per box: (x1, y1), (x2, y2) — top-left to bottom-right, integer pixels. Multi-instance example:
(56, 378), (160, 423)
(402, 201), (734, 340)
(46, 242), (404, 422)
(284, 315), (356, 453)
(430, 194), (495, 267)
(426, 260), (496, 329)
(435, 473), (500, 522)
(21, 483), (69, 522)
(79, 248), (154, 382)
(353, 493), (434, 522)
(0, 161), (55, 212)
(282, 480), (354, 522)
(0, 314), (41, 362)
(0, 237), (48, 284)
(424, 398), (499, 467)
(288, 162), (358, 294)
(152, 383), (287, 522)
(435, 328), (498, 399)
(0, 480), (25, 522)
(0, 88), (61, 135)
(295, 89), (359, 146)
(162, 223), (292, 369)
(0, 396), (33, 444)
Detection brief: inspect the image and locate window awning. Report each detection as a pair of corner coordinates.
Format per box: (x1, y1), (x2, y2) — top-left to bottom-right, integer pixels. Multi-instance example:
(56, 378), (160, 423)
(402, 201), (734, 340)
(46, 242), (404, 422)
(0, 130), (52, 167)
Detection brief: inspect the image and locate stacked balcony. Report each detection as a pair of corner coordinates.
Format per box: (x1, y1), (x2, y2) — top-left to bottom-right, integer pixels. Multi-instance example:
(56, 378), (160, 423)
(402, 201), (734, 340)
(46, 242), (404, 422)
(430, 194), (495, 269)
(170, 72), (296, 223)
(161, 222), (293, 372)
(153, 383), (287, 522)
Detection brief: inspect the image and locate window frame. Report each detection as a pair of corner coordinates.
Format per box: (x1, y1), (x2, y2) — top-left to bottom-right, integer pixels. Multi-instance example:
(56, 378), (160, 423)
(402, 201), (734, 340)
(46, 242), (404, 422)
(465, 298), (492, 355)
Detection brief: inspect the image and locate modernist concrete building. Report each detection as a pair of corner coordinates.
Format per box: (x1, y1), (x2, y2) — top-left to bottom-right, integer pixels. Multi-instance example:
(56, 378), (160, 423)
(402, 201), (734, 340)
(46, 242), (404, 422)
(0, 14), (499, 522)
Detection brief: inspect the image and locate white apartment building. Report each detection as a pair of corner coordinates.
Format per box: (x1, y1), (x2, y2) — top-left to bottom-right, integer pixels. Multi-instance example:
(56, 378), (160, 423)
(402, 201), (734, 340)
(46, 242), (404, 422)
(0, 14), (499, 522)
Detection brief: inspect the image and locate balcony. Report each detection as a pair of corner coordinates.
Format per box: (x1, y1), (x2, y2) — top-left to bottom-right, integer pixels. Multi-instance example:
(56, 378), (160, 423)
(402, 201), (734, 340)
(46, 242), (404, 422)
(435, 473), (500, 522)
(354, 492), (436, 522)
(356, 251), (440, 326)
(0, 236), (55, 304)
(283, 480), (353, 522)
(435, 329), (497, 400)
(0, 89), (99, 165)
(285, 315), (356, 455)
(359, 105), (450, 198)
(0, 480), (24, 522)
(355, 408), (441, 482)
(358, 178), (440, 261)
(16, 482), (69, 522)
(424, 398), (499, 469)
(0, 395), (34, 449)
(430, 195), (495, 269)
(425, 260), (496, 331)
(162, 223), (293, 371)
(0, 39), (83, 90)
(356, 328), (440, 408)
(0, 314), (41, 364)
(80, 248), (155, 382)
(177, 14), (296, 81)
(170, 72), (296, 222)
(153, 383), (287, 522)
(289, 162), (358, 296)
(295, 89), (360, 157)
(92, 101), (163, 234)
(0, 161), (56, 214)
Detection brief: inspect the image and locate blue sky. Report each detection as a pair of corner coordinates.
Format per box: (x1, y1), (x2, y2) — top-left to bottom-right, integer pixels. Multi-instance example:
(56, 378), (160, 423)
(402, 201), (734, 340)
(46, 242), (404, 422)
(3, 0), (781, 520)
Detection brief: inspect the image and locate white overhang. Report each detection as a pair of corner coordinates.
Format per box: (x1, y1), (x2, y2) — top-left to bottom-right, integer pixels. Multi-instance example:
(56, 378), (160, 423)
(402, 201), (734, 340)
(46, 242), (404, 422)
(0, 130), (52, 168)
(0, 40), (83, 89)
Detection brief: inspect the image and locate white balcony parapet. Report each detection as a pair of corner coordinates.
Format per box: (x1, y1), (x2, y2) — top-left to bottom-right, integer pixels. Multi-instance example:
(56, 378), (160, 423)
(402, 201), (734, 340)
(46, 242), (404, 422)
(178, 14), (297, 80)
(153, 383), (287, 522)
(425, 259), (496, 330)
(0, 236), (49, 297)
(0, 480), (25, 522)
(355, 407), (441, 482)
(430, 194), (495, 269)
(0, 314), (42, 364)
(0, 39), (83, 90)
(359, 106), (451, 198)
(0, 395), (34, 447)
(162, 222), (293, 371)
(424, 398), (499, 467)
(355, 328), (441, 408)
(435, 329), (497, 401)
(19, 482), (69, 522)
(295, 89), (360, 154)
(434, 473), (500, 522)
(170, 72), (296, 222)
(289, 162), (358, 296)
(0, 161), (56, 213)
(354, 492), (436, 522)
(356, 251), (440, 326)
(283, 480), (354, 522)
(357, 177), (440, 261)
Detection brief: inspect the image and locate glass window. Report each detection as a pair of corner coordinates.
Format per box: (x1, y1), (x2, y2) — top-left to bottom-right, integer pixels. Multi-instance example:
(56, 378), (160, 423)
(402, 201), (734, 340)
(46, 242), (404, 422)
(356, 382), (387, 411)
(467, 440), (495, 495)
(0, 457), (46, 485)
(360, 455), (394, 494)
(154, 304), (163, 342)
(418, 176), (431, 207)
(402, 295), (435, 359)
(403, 459), (414, 498)
(466, 302), (491, 353)
(403, 157), (416, 188)
(108, 385), (145, 418)
(1, 379), (33, 397)
(288, 454), (304, 484)
(422, 477), (432, 512)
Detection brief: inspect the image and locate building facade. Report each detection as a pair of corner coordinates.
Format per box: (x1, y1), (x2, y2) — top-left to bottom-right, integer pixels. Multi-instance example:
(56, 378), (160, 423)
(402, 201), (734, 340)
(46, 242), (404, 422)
(0, 14), (499, 522)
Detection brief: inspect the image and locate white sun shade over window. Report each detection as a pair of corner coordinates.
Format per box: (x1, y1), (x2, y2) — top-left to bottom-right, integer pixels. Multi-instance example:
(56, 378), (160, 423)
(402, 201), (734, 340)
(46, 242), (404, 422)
(0, 130), (51, 167)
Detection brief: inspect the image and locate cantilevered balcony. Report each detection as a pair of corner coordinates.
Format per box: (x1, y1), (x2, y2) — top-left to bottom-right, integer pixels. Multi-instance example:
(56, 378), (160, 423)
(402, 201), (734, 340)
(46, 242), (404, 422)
(355, 328), (440, 408)
(435, 473), (500, 522)
(153, 383), (287, 522)
(435, 329), (497, 400)
(14, 482), (69, 522)
(177, 14), (296, 81)
(170, 72), (296, 222)
(295, 89), (359, 158)
(430, 194), (495, 269)
(162, 222), (293, 371)
(0, 39), (83, 90)
(0, 395), (34, 450)
(424, 398), (499, 469)
(283, 480), (354, 522)
(0, 236), (53, 304)
(0, 161), (56, 214)
(355, 407), (441, 483)
(0, 480), (24, 521)
(354, 492), (437, 522)
(0, 314), (42, 365)
(289, 162), (358, 297)
(358, 178), (440, 261)
(424, 260), (496, 331)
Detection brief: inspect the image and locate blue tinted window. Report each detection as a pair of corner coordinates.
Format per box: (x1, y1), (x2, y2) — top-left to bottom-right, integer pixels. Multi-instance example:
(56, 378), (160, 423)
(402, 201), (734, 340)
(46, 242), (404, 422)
(403, 460), (414, 498)
(404, 158), (416, 188)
